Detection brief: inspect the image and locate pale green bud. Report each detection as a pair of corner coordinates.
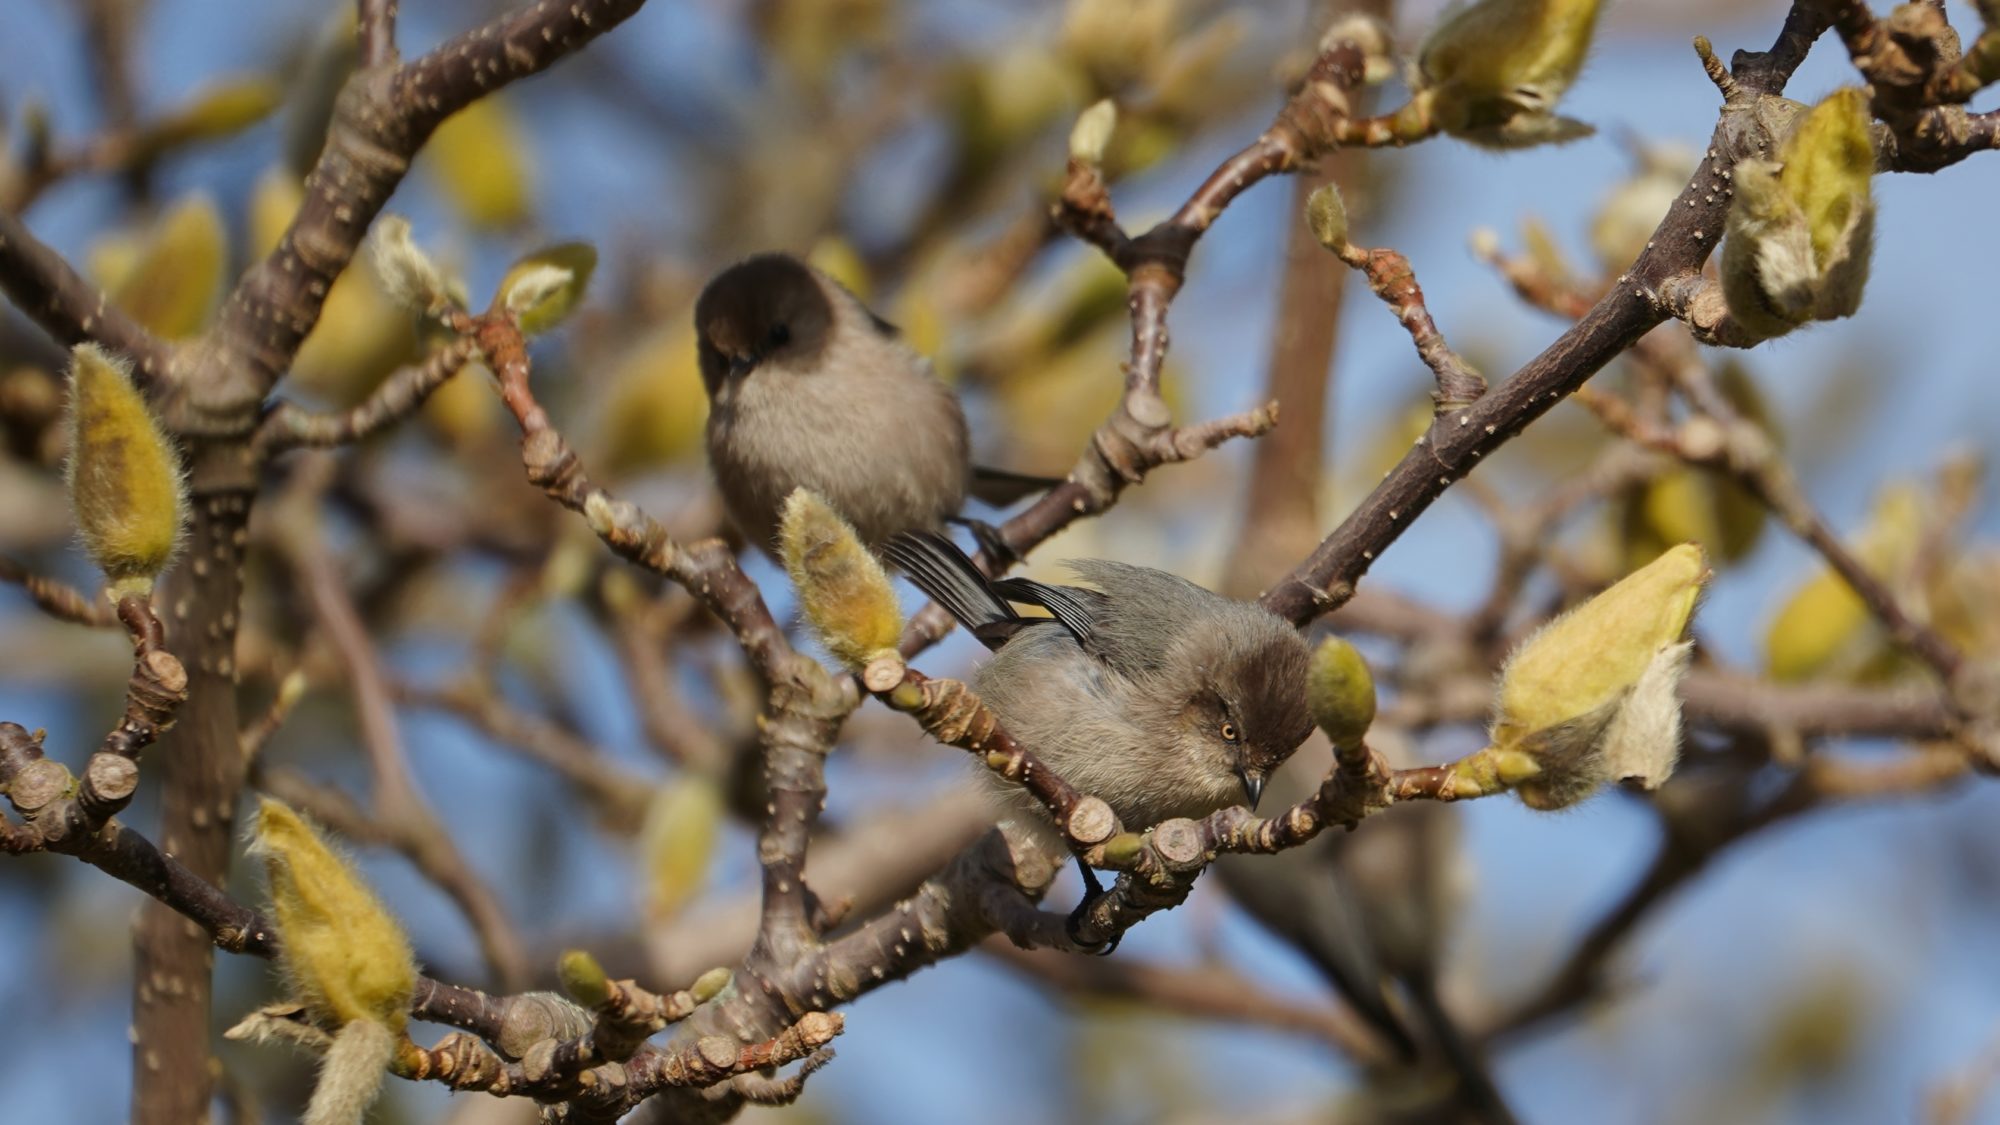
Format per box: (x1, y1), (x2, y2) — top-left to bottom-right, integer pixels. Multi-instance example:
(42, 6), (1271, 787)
(498, 242), (596, 335)
(1305, 183), (1348, 252)
(1721, 88), (1875, 341)
(1414, 0), (1603, 149)
(1069, 99), (1118, 165)
(1306, 635), (1375, 748)
(1491, 544), (1708, 809)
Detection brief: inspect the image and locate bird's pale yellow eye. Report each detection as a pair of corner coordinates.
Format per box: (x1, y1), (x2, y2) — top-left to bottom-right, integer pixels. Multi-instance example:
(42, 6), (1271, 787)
(1220, 721), (1240, 743)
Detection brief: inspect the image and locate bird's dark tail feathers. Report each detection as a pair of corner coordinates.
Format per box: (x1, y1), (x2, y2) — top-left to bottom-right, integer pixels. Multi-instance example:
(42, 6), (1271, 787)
(968, 465), (1063, 507)
(882, 531), (1020, 650)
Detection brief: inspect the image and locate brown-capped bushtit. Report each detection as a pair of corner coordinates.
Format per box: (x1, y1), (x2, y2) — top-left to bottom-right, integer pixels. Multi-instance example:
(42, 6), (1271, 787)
(695, 253), (1049, 554)
(884, 532), (1315, 851)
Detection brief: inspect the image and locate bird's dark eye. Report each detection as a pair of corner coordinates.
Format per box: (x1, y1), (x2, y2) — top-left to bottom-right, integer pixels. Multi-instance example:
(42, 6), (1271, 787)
(1220, 721), (1240, 744)
(766, 323), (792, 350)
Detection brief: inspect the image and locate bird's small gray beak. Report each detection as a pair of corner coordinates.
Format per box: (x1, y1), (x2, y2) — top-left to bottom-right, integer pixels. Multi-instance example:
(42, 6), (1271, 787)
(726, 353), (755, 379)
(1239, 770), (1264, 809)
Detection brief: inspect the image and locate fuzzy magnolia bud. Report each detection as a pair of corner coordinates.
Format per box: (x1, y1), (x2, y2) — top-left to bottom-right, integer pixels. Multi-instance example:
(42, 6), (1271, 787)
(423, 95), (533, 230)
(1477, 544), (1709, 809)
(1307, 635), (1376, 749)
(498, 242), (596, 335)
(1589, 142), (1696, 270)
(1721, 88), (1876, 341)
(144, 76), (283, 155)
(557, 949), (612, 1008)
(64, 345), (187, 598)
(778, 489), (904, 669)
(1305, 183), (1349, 251)
(599, 320), (710, 472)
(638, 775), (723, 920)
(367, 214), (452, 316)
(807, 236), (872, 301)
(251, 799), (416, 1032)
(106, 193), (227, 340)
(1763, 483), (1923, 683)
(1068, 99), (1118, 165)
(1413, 0), (1603, 148)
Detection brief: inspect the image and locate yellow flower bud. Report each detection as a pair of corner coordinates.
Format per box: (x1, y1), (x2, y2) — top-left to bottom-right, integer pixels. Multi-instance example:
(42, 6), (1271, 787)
(496, 242), (595, 335)
(1491, 544), (1708, 809)
(142, 76), (283, 156)
(778, 490), (904, 669)
(420, 360), (501, 449)
(1060, 0), (1178, 93)
(1589, 142), (1696, 271)
(254, 169), (419, 406)
(64, 345), (187, 598)
(808, 236), (872, 303)
(1069, 99), (1118, 165)
(1150, 12), (1253, 120)
(105, 193), (227, 339)
(248, 166), (302, 259)
(691, 966), (733, 1003)
(1721, 88), (1875, 340)
(1763, 483), (1924, 682)
(1414, 0), (1603, 149)
(638, 776), (723, 921)
(422, 95), (533, 230)
(1307, 635), (1376, 749)
(595, 320), (709, 474)
(1305, 183), (1348, 252)
(250, 799), (417, 1032)
(557, 949), (611, 1008)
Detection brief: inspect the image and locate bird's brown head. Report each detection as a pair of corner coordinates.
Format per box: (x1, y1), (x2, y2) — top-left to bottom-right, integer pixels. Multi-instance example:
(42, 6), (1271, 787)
(694, 253), (834, 395)
(1171, 609), (1315, 810)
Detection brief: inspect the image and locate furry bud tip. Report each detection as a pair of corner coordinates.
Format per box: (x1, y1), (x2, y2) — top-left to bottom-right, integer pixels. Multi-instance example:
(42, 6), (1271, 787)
(367, 214), (452, 315)
(1305, 184), (1349, 252)
(778, 489), (904, 670)
(64, 345), (187, 598)
(1069, 99), (1118, 165)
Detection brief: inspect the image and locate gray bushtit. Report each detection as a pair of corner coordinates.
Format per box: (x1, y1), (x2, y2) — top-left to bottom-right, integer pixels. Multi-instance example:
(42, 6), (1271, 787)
(695, 253), (1050, 554)
(884, 531), (1315, 849)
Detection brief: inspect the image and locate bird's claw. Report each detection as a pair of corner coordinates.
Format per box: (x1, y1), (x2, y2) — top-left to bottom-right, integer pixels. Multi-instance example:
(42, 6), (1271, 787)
(1067, 859), (1120, 956)
(950, 516), (1021, 569)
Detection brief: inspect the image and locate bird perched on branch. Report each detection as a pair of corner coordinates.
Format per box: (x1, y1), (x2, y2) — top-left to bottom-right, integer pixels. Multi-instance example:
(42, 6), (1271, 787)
(695, 253), (1053, 556)
(885, 530), (1315, 855)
